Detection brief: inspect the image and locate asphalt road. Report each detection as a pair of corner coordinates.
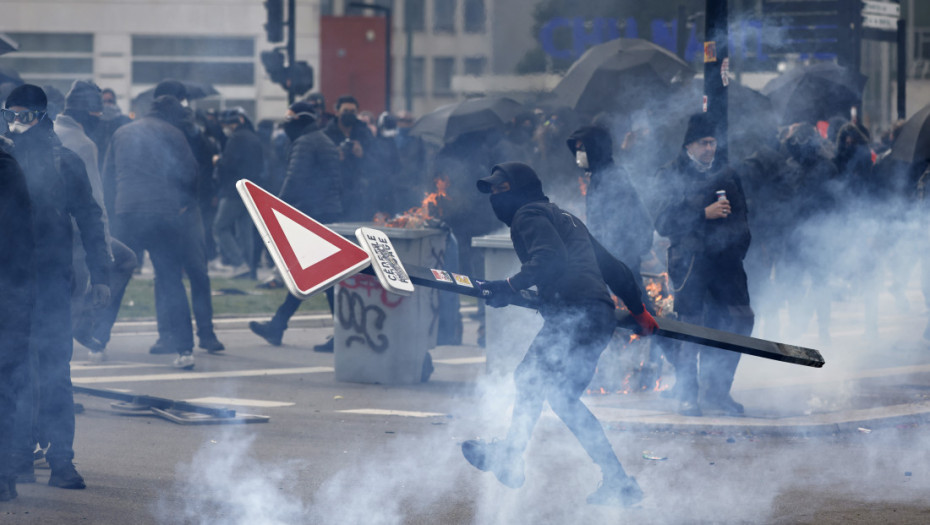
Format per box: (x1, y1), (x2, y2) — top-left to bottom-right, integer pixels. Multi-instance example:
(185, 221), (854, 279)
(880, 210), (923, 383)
(4, 296), (930, 524)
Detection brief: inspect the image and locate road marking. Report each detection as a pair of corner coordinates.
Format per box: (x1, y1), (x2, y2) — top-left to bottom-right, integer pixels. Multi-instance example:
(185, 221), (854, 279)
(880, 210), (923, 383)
(185, 397), (295, 408)
(337, 409), (446, 418)
(71, 366), (334, 384)
(433, 356), (486, 365)
(72, 362), (161, 371)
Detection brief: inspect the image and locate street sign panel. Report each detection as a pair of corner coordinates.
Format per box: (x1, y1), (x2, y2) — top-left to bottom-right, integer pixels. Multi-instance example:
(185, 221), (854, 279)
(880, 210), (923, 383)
(237, 179), (370, 298)
(862, 0), (900, 17)
(354, 227), (415, 296)
(862, 13), (898, 31)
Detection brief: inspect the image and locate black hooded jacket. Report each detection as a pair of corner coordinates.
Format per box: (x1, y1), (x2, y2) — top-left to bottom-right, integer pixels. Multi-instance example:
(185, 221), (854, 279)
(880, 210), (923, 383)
(567, 126), (654, 269)
(653, 149), (751, 285)
(215, 123), (264, 199)
(493, 162), (644, 315)
(279, 118), (343, 221)
(8, 118), (110, 285)
(0, 146), (35, 360)
(103, 97), (198, 218)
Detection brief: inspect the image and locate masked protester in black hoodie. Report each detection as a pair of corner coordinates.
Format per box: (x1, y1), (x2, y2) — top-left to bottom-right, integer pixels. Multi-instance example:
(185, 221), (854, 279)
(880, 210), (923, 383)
(461, 162), (658, 507)
(250, 101), (343, 351)
(567, 125), (654, 277)
(4, 84), (111, 490)
(653, 113), (754, 418)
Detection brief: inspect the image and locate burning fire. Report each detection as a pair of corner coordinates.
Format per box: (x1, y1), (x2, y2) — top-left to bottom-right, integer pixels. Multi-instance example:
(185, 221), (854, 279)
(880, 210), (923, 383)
(578, 174), (589, 196)
(374, 177), (449, 228)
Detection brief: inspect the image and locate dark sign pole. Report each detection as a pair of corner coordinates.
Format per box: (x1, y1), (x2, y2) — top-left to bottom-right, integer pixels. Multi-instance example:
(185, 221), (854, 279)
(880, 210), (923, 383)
(287, 0), (297, 105)
(705, 0), (728, 165)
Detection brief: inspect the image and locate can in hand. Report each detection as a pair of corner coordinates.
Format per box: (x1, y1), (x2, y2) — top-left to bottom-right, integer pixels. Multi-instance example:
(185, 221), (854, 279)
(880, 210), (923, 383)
(716, 190), (727, 202)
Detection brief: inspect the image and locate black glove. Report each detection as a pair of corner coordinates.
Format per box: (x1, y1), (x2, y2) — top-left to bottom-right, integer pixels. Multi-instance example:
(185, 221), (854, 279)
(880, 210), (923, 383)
(480, 279), (517, 308)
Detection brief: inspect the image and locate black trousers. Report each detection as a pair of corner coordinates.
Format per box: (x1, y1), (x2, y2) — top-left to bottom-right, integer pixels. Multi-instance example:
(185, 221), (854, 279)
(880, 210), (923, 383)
(668, 256), (754, 402)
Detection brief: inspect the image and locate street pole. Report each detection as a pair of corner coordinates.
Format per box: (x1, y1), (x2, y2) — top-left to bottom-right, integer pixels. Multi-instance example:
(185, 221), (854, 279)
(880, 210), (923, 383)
(705, 0), (728, 165)
(405, 27), (413, 112)
(349, 2), (392, 113)
(287, 0), (297, 105)
(898, 17), (907, 120)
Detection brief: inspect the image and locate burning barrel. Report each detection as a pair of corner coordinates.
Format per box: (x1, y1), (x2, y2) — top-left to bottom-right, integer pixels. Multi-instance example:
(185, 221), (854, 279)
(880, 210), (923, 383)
(326, 222), (447, 385)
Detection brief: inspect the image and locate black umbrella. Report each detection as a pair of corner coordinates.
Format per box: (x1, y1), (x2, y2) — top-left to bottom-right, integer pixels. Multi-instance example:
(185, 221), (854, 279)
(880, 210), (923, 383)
(408, 96), (524, 145)
(889, 103), (930, 163)
(761, 62), (867, 125)
(0, 33), (18, 56)
(551, 38), (695, 116)
(131, 81), (219, 114)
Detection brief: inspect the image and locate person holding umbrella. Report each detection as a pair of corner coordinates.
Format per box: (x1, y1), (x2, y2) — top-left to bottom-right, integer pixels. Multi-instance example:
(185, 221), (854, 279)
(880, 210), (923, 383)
(461, 161), (658, 507)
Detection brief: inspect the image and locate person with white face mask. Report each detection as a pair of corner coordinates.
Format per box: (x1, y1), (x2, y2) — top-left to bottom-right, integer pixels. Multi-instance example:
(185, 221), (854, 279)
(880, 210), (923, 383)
(4, 84), (111, 491)
(566, 125), (654, 279)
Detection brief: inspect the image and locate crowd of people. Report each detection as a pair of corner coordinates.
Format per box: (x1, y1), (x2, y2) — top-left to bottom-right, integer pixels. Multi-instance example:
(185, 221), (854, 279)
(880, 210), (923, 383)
(0, 69), (927, 505)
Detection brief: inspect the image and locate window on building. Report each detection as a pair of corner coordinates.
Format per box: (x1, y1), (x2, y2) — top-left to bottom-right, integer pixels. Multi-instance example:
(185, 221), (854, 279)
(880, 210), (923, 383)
(320, 0), (335, 15)
(433, 0), (456, 33)
(0, 32), (94, 94)
(405, 0), (425, 32)
(131, 35), (255, 86)
(464, 0), (486, 33)
(463, 56), (486, 76)
(432, 57), (455, 96)
(409, 57), (425, 96)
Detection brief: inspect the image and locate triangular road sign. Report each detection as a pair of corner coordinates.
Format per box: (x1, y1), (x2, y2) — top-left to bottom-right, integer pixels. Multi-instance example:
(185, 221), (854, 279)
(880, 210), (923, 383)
(237, 179), (370, 298)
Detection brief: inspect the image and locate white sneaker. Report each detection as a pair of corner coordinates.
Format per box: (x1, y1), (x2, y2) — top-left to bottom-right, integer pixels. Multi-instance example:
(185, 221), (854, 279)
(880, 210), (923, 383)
(87, 350), (107, 363)
(172, 353), (195, 370)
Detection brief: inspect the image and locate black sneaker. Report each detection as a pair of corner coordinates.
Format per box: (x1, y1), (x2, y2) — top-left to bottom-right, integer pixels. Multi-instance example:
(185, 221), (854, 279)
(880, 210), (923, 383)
(48, 462), (86, 490)
(313, 336), (334, 353)
(149, 338), (178, 355)
(461, 439), (525, 489)
(74, 332), (105, 352)
(587, 475), (643, 507)
(249, 321), (283, 346)
(198, 333), (226, 353)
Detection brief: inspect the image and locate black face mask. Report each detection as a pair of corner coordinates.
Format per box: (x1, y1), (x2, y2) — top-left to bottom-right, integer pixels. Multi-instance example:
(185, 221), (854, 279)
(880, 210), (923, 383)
(339, 112), (357, 128)
(283, 119), (309, 142)
(489, 191), (526, 226)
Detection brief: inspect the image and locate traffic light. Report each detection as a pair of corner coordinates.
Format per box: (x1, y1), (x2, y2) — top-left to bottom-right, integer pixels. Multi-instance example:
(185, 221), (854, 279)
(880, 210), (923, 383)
(261, 49), (287, 85)
(288, 61), (314, 97)
(264, 0), (284, 43)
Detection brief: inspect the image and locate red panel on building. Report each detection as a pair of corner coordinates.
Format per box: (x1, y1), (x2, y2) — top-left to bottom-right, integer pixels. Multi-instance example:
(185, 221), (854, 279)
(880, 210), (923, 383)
(320, 15), (388, 114)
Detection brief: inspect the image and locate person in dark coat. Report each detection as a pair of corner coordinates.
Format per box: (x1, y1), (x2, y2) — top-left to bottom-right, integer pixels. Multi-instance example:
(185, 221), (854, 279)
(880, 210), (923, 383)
(567, 125), (654, 276)
(4, 84), (111, 490)
(461, 162), (658, 507)
(653, 113), (754, 417)
(0, 142), (35, 502)
(212, 108), (264, 276)
(103, 94), (201, 368)
(55, 80), (139, 362)
(146, 81), (225, 355)
(323, 94), (375, 221)
(250, 101), (342, 349)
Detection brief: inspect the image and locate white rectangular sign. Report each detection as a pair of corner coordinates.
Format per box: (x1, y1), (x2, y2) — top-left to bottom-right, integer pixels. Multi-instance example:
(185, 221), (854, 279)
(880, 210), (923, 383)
(862, 13), (898, 31)
(862, 1), (900, 18)
(354, 227), (415, 296)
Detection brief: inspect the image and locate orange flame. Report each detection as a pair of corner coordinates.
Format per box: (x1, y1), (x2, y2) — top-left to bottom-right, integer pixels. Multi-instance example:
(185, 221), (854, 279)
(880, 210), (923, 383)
(375, 177), (449, 228)
(578, 175), (589, 196)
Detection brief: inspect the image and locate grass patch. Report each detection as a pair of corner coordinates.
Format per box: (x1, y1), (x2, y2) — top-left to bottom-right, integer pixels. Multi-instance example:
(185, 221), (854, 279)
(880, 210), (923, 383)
(117, 276), (330, 320)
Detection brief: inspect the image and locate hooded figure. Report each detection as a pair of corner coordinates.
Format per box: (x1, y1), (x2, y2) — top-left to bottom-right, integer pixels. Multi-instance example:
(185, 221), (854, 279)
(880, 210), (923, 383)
(653, 112), (754, 417)
(462, 162), (658, 507)
(567, 125), (654, 275)
(249, 100), (343, 352)
(5, 84), (110, 490)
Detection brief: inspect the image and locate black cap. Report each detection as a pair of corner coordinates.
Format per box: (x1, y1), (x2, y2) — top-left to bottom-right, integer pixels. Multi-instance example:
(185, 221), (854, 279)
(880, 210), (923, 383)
(477, 161), (543, 194)
(65, 80), (103, 113)
(682, 112), (717, 147)
(5, 84), (47, 111)
(153, 79), (187, 101)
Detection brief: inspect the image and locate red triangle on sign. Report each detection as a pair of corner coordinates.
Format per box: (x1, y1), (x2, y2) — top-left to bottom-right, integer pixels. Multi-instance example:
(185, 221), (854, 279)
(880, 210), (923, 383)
(237, 179), (370, 298)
